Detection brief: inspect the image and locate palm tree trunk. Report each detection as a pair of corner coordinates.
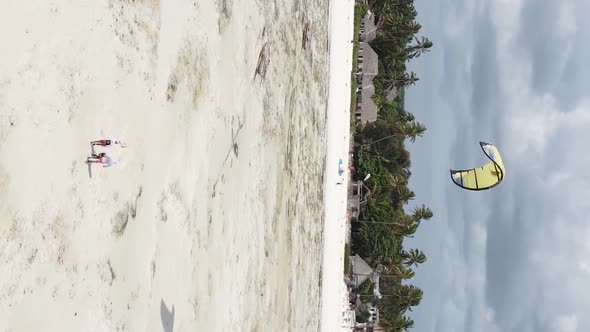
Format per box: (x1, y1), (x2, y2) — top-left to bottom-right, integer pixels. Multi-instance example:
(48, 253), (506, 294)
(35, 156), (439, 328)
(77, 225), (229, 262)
(363, 134), (397, 146)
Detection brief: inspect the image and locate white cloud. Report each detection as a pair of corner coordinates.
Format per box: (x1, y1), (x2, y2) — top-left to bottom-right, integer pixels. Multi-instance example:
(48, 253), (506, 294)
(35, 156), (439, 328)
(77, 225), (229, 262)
(491, 0), (525, 41)
(556, 1), (577, 37)
(509, 101), (590, 155)
(407, 1), (590, 331)
(576, 261), (590, 277)
(553, 314), (578, 332)
(485, 308), (495, 323)
(546, 171), (570, 188)
(489, 1), (586, 157)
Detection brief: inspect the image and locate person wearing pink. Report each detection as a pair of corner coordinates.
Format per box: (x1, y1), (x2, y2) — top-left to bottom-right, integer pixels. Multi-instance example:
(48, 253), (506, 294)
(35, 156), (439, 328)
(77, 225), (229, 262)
(90, 139), (126, 148)
(87, 152), (117, 167)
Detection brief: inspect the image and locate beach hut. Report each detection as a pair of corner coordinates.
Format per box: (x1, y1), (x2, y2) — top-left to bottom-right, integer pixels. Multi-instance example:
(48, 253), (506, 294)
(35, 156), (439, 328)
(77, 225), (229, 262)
(347, 180), (371, 221)
(350, 254), (375, 289)
(355, 42), (379, 125)
(359, 11), (378, 43)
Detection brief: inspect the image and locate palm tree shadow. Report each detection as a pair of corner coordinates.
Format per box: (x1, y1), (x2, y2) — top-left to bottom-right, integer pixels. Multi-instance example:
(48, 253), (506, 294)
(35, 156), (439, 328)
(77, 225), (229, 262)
(160, 299), (175, 332)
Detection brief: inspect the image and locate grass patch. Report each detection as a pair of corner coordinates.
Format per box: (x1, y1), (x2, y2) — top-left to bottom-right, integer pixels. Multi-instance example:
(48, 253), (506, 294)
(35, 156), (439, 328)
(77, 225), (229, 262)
(350, 74), (358, 128)
(350, 4), (368, 127)
(344, 243), (351, 274)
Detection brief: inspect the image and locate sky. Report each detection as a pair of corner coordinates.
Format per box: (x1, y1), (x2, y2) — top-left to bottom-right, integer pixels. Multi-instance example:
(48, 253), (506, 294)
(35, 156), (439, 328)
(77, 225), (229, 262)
(403, 1), (590, 331)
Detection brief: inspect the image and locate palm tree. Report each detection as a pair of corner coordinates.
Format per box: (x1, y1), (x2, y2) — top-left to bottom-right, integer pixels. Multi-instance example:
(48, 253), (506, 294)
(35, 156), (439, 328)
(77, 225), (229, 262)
(398, 72), (420, 88)
(399, 167), (412, 179)
(381, 12), (404, 31)
(411, 204), (433, 224)
(362, 133), (397, 147)
(393, 284), (424, 311)
(402, 121), (427, 143)
(406, 36), (433, 59)
(393, 315), (415, 331)
(392, 214), (419, 237)
(395, 186), (415, 206)
(387, 173), (407, 189)
(402, 20), (422, 34)
(377, 101), (400, 124)
(406, 72), (420, 87)
(371, 92), (387, 108)
(390, 265), (415, 280)
(383, 71), (419, 90)
(402, 248), (427, 268)
(407, 286), (424, 306)
(401, 111), (415, 123)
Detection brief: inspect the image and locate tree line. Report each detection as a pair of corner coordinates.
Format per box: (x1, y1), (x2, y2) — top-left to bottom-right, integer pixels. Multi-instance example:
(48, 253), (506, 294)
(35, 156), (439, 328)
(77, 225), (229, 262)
(349, 0), (434, 331)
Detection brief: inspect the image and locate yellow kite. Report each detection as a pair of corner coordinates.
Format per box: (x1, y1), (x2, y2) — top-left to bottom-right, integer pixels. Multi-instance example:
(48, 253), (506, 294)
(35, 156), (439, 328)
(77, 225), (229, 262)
(450, 142), (505, 191)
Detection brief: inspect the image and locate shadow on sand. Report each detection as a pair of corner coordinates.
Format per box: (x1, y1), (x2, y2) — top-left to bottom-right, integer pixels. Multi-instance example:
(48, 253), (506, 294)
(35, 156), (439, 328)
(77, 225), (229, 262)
(160, 299), (175, 332)
(86, 161), (93, 178)
(86, 144), (95, 178)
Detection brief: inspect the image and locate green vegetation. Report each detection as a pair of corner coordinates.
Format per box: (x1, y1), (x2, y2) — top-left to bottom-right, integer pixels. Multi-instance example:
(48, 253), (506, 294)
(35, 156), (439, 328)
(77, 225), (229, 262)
(357, 308), (372, 323)
(344, 243), (351, 274)
(348, 0), (434, 331)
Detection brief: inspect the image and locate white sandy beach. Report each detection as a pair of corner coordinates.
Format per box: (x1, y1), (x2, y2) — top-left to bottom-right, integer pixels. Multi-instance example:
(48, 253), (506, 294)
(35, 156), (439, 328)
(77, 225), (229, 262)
(0, 0), (353, 331)
(319, 0), (355, 331)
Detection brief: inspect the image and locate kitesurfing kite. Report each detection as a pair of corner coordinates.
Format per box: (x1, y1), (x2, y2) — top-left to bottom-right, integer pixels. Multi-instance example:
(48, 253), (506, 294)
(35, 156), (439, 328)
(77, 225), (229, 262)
(450, 141), (505, 191)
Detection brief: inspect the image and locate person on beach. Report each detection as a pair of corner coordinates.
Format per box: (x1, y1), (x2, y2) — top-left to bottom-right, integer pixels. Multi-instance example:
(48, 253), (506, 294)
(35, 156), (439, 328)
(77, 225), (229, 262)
(91, 139), (126, 148)
(86, 152), (117, 167)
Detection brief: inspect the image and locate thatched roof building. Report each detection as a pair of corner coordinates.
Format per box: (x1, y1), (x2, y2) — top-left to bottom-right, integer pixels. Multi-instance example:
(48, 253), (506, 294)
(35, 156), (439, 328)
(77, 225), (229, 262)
(355, 41), (379, 125)
(359, 10), (378, 43)
(350, 254), (375, 288)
